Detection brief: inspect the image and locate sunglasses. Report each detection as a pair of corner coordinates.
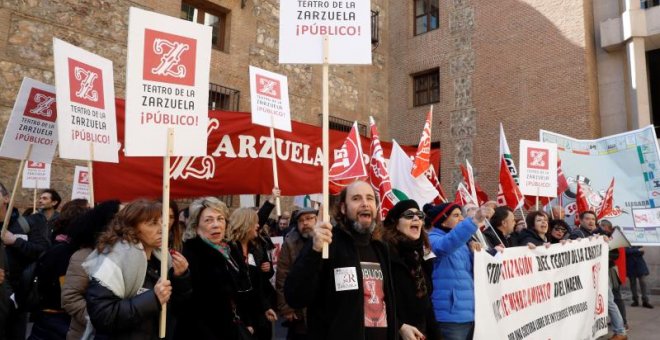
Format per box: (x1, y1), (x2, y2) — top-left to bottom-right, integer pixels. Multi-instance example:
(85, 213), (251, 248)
(401, 210), (425, 220)
(553, 227), (567, 233)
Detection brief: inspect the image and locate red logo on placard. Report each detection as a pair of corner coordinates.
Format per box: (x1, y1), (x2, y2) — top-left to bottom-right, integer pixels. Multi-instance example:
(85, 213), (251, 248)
(27, 161), (46, 169)
(78, 171), (89, 184)
(256, 75), (281, 100)
(68, 58), (105, 110)
(527, 148), (549, 170)
(143, 29), (196, 86)
(23, 88), (57, 122)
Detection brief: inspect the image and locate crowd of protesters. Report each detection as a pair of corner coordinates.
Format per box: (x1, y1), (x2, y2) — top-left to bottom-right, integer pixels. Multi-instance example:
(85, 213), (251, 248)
(0, 180), (654, 340)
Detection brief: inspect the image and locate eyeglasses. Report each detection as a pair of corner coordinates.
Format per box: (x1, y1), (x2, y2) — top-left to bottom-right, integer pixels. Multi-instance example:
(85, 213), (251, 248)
(553, 227), (567, 233)
(401, 210), (425, 220)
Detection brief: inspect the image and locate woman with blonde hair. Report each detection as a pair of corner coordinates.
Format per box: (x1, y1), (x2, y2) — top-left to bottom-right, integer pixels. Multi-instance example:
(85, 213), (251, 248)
(175, 197), (251, 340)
(83, 199), (191, 339)
(227, 208), (278, 340)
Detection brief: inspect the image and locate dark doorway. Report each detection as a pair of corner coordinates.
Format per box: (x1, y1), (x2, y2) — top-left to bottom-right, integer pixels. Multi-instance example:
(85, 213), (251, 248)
(648, 48), (660, 135)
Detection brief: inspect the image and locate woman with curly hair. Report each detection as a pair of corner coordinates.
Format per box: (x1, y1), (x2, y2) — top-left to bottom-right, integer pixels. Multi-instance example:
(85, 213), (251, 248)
(227, 208), (278, 340)
(83, 199), (191, 340)
(381, 199), (438, 340)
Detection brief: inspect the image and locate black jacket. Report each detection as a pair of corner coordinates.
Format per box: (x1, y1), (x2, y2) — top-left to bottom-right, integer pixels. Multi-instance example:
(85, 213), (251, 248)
(569, 226), (601, 240)
(175, 237), (251, 340)
(388, 241), (438, 340)
(86, 256), (192, 340)
(285, 224), (397, 340)
(517, 228), (547, 246)
(484, 227), (518, 249)
(3, 209), (49, 290)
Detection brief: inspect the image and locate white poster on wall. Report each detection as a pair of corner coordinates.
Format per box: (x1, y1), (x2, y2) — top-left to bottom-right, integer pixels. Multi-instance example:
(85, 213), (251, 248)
(53, 38), (119, 162)
(71, 165), (91, 200)
(249, 66), (292, 132)
(519, 140), (558, 197)
(279, 0), (372, 64)
(21, 161), (51, 189)
(124, 7), (212, 156)
(0, 77), (58, 163)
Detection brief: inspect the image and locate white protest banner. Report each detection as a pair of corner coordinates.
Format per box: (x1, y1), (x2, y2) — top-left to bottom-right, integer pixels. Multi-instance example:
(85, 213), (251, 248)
(124, 7), (212, 156)
(71, 165), (91, 200)
(22, 161), (51, 189)
(519, 140), (558, 197)
(279, 0), (372, 64)
(0, 77), (58, 163)
(53, 38), (119, 162)
(474, 238), (609, 340)
(249, 66), (292, 132)
(541, 126), (660, 245)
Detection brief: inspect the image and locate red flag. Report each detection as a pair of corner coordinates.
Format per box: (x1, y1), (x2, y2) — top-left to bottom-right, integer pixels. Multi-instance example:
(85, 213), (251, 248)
(557, 157), (569, 195)
(424, 165), (448, 204)
(497, 157), (523, 210)
(576, 182), (591, 215)
(329, 122), (367, 194)
(411, 107), (433, 178)
(597, 178), (615, 219)
(459, 164), (489, 205)
(454, 183), (475, 205)
(615, 248), (627, 285)
(368, 117), (397, 220)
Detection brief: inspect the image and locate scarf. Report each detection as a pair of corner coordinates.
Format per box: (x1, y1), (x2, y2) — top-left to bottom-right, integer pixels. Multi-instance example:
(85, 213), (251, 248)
(395, 235), (427, 298)
(82, 241), (171, 298)
(201, 237), (241, 272)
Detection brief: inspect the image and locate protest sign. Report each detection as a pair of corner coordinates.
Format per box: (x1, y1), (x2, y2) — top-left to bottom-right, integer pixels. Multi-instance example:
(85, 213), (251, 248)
(124, 7), (212, 156)
(519, 140), (558, 198)
(0, 78), (58, 163)
(93, 100), (440, 201)
(541, 126), (660, 245)
(474, 238), (609, 340)
(249, 66), (292, 132)
(279, 0), (372, 64)
(72, 166), (91, 200)
(22, 161), (51, 189)
(53, 39), (119, 163)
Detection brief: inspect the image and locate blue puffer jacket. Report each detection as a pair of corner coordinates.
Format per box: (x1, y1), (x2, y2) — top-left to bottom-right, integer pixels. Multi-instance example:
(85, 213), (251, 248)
(428, 218), (478, 323)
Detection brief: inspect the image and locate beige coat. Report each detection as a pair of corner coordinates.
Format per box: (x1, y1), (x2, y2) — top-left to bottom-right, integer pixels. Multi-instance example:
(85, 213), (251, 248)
(61, 248), (92, 340)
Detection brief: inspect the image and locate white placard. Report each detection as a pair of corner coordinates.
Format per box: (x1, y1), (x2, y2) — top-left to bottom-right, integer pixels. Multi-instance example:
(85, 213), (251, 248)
(0, 78), (58, 163)
(124, 7), (212, 156)
(71, 165), (91, 200)
(249, 66), (292, 132)
(519, 140), (558, 197)
(279, 0), (372, 64)
(21, 161), (51, 189)
(53, 38), (119, 163)
(239, 194), (256, 208)
(474, 238), (609, 340)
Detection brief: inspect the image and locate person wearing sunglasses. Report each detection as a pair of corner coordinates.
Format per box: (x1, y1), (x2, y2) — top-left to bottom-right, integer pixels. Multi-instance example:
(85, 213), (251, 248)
(547, 219), (569, 244)
(381, 200), (437, 340)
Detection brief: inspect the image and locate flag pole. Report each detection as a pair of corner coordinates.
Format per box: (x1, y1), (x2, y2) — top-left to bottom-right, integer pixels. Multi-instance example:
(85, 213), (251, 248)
(535, 187), (540, 211)
(1, 144), (33, 238)
(33, 180), (38, 213)
(270, 116), (281, 216)
(159, 128), (174, 338)
(321, 35), (330, 259)
(87, 142), (95, 207)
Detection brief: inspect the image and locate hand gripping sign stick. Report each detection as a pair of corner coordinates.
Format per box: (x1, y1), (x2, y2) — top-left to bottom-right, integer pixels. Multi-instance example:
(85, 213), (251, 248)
(321, 35), (330, 259)
(1, 144), (33, 238)
(270, 115), (281, 216)
(159, 128), (174, 338)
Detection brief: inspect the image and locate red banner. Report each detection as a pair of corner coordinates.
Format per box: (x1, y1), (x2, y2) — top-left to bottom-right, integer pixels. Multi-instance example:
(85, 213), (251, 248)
(94, 100), (441, 202)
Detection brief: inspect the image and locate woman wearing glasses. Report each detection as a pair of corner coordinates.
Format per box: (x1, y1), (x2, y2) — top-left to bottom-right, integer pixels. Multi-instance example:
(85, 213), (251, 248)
(175, 197), (251, 340)
(381, 200), (437, 340)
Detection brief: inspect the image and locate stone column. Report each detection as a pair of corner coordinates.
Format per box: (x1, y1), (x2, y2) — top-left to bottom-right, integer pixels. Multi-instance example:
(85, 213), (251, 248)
(624, 36), (651, 128)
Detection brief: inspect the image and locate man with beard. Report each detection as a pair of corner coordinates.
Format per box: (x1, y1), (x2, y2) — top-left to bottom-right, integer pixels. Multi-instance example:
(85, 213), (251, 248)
(285, 181), (397, 340)
(276, 207), (318, 340)
(569, 210), (601, 240)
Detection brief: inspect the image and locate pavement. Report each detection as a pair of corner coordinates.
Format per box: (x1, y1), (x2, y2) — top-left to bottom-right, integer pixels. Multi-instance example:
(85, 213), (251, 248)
(599, 288), (660, 340)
